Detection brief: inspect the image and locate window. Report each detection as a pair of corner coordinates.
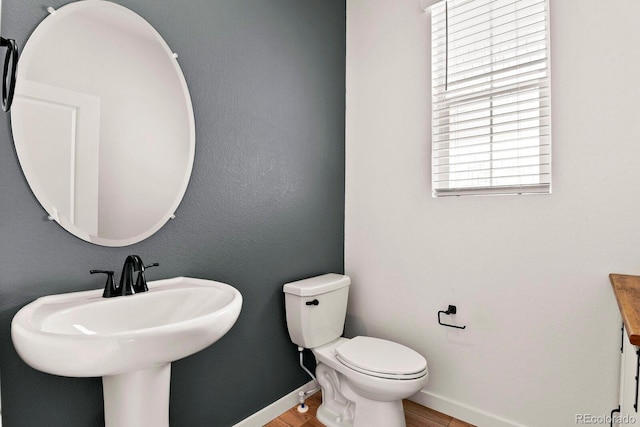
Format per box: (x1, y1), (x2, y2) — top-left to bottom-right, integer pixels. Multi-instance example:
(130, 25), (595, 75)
(431, 0), (551, 196)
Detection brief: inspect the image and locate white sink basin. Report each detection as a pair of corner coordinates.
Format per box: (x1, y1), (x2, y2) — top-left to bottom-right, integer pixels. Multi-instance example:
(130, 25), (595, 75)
(11, 276), (242, 427)
(12, 276), (242, 377)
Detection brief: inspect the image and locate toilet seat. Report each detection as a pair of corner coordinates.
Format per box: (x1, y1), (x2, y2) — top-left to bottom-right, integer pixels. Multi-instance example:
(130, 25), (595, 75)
(335, 336), (427, 380)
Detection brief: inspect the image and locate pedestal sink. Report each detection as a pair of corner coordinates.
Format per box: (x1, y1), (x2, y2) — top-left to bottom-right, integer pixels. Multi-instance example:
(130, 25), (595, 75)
(11, 277), (242, 427)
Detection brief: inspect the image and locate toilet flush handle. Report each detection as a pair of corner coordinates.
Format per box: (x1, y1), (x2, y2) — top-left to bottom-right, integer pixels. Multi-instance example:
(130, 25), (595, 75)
(305, 299), (320, 306)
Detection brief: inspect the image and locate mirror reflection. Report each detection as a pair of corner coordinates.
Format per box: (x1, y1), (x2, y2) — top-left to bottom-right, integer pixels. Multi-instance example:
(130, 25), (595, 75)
(11, 1), (195, 246)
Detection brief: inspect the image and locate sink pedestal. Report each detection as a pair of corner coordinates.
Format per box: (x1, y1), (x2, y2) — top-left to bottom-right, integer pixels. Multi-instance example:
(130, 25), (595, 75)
(103, 364), (171, 427)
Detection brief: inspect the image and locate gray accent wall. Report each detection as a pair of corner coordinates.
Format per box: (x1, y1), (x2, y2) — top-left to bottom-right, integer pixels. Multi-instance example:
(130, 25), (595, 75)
(0, 1), (345, 426)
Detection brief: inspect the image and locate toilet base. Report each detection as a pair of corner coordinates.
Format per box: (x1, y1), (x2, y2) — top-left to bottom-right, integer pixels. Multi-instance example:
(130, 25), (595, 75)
(315, 362), (407, 427)
(341, 387), (406, 427)
(316, 400), (406, 427)
(317, 403), (354, 427)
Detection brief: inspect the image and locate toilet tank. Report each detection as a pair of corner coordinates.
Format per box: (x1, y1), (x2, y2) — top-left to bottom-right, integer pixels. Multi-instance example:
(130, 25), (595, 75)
(283, 273), (350, 349)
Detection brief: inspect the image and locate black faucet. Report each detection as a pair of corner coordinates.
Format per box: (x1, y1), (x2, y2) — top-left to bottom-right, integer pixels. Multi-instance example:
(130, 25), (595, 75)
(91, 255), (159, 298)
(119, 255), (143, 296)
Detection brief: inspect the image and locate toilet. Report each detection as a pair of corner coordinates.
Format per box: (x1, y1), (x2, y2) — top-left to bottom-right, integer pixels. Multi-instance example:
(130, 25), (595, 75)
(283, 273), (428, 427)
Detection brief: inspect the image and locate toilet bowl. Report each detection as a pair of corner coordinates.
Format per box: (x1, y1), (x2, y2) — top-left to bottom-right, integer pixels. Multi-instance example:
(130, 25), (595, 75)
(313, 337), (428, 427)
(283, 274), (429, 427)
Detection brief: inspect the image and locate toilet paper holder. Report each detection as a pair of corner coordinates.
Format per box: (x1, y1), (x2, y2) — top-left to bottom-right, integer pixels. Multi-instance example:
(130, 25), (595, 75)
(437, 305), (466, 330)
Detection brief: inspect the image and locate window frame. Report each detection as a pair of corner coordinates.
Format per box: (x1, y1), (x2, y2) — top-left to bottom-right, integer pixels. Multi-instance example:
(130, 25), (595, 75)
(430, 0), (552, 197)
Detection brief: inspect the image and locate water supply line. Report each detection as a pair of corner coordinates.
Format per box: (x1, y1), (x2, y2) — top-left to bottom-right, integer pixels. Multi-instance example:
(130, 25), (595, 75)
(297, 346), (320, 413)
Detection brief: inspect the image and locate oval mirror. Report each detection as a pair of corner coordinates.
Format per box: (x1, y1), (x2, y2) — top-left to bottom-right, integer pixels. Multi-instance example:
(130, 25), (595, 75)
(11, 0), (195, 246)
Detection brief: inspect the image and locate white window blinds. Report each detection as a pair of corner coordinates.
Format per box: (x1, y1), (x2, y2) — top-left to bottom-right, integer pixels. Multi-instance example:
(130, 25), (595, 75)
(431, 0), (551, 196)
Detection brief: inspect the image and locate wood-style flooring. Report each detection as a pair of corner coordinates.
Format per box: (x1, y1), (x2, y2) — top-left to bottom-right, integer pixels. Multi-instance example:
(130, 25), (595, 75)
(264, 392), (476, 427)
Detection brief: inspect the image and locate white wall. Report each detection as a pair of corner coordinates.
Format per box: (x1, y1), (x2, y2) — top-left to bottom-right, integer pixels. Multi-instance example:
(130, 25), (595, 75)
(345, 1), (640, 426)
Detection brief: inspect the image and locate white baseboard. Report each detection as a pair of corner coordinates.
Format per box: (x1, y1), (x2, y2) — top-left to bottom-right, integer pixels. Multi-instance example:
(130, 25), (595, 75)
(232, 383), (525, 427)
(410, 389), (526, 427)
(232, 380), (317, 427)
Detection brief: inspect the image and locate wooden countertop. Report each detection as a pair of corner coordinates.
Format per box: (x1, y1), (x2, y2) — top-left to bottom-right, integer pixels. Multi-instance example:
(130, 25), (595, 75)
(610, 274), (640, 345)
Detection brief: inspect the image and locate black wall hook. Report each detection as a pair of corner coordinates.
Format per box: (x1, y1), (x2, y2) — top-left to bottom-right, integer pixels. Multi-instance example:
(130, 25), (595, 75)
(438, 305), (466, 329)
(0, 36), (18, 112)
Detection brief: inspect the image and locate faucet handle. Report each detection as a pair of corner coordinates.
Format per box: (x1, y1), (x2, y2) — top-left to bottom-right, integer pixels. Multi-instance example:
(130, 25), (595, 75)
(90, 270), (117, 298)
(133, 262), (159, 293)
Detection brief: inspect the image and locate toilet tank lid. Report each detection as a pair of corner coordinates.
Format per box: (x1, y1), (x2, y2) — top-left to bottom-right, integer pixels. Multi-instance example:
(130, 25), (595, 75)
(283, 273), (350, 297)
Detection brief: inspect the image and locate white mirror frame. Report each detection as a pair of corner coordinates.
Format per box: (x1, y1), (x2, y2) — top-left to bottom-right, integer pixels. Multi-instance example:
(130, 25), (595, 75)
(11, 0), (195, 247)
